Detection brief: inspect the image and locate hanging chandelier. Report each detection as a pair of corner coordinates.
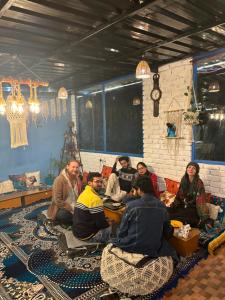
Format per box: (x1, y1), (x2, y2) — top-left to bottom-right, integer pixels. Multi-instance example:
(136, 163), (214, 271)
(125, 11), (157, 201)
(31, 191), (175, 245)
(136, 59), (151, 79)
(28, 81), (41, 114)
(0, 78), (48, 116)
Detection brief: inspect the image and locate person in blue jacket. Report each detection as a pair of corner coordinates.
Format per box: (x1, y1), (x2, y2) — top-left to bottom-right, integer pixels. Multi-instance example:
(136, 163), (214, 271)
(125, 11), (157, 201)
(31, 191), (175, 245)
(112, 176), (177, 262)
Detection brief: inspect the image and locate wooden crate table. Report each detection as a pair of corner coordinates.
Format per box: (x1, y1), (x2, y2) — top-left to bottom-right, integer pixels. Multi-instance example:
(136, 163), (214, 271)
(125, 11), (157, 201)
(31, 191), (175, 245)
(169, 228), (200, 257)
(0, 188), (52, 209)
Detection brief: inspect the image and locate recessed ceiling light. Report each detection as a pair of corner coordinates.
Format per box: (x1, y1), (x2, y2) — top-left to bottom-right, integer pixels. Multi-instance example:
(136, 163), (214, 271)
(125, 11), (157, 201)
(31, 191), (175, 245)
(54, 62), (65, 67)
(105, 47), (120, 53)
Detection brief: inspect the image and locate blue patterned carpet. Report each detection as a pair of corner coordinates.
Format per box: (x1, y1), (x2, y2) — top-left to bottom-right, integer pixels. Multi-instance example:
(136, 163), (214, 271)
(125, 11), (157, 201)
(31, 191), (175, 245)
(0, 201), (217, 300)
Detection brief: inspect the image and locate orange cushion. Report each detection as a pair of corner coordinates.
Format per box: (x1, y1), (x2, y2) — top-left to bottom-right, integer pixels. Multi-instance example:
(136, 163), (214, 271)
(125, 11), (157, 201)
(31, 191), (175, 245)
(101, 165), (112, 178)
(165, 178), (180, 195)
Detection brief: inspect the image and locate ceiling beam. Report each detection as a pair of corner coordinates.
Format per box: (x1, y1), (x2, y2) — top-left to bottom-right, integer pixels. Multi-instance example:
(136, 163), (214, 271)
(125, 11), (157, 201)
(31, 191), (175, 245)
(0, 0), (15, 18)
(111, 16), (225, 64)
(16, 0), (159, 76)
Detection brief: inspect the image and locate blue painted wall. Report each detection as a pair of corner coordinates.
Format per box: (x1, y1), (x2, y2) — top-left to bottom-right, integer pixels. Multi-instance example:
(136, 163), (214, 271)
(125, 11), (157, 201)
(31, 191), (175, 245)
(0, 101), (70, 181)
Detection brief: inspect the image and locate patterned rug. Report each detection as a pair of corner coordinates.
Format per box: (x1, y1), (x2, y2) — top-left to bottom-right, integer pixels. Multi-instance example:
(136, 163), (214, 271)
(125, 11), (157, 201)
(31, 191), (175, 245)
(0, 201), (216, 300)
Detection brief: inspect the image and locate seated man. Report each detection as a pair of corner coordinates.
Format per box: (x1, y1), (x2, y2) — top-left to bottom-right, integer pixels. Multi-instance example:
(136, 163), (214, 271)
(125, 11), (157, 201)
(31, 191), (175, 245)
(47, 159), (83, 226)
(112, 176), (177, 259)
(100, 176), (177, 296)
(73, 172), (111, 243)
(105, 156), (137, 201)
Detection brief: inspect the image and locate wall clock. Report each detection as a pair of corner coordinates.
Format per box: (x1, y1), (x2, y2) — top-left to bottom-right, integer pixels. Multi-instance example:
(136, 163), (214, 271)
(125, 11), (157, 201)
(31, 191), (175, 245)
(150, 73), (162, 117)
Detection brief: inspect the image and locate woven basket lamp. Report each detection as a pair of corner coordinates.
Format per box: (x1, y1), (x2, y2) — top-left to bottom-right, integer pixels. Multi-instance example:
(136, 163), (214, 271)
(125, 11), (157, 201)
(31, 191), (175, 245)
(136, 60), (151, 79)
(58, 87), (68, 99)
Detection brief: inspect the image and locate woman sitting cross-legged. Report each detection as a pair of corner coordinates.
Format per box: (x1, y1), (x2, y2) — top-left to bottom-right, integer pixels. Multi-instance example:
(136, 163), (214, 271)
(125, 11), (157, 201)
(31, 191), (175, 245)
(168, 162), (209, 227)
(136, 161), (160, 198)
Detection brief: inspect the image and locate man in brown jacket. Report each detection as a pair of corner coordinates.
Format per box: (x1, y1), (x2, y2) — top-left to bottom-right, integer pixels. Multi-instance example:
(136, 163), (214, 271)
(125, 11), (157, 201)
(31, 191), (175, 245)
(47, 160), (83, 226)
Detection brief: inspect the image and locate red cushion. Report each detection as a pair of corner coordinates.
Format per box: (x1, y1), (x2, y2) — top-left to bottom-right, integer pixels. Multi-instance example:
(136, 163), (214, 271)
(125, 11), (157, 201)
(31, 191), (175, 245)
(101, 165), (112, 178)
(165, 178), (180, 195)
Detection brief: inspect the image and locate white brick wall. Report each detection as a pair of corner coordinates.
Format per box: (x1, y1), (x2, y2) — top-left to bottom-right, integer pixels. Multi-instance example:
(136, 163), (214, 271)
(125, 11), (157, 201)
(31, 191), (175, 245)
(74, 58), (225, 197)
(143, 58), (225, 197)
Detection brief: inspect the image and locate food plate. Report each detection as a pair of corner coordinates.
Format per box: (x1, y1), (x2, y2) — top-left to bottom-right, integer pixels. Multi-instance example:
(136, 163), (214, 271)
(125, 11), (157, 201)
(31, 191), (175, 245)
(171, 220), (183, 228)
(112, 202), (121, 207)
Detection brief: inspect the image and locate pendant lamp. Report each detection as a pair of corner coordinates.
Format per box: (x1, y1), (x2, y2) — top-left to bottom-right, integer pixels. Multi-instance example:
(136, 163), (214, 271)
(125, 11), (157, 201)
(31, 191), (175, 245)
(0, 82), (6, 115)
(58, 87), (68, 99)
(208, 81), (220, 93)
(136, 60), (151, 79)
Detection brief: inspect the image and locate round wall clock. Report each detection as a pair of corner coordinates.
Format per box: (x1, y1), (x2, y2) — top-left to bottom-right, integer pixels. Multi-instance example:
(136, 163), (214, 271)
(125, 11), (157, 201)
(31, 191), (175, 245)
(150, 73), (162, 117)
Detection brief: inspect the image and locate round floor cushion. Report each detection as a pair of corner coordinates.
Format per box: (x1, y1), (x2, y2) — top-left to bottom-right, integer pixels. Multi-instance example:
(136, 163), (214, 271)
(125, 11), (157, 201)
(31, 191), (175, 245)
(100, 244), (173, 296)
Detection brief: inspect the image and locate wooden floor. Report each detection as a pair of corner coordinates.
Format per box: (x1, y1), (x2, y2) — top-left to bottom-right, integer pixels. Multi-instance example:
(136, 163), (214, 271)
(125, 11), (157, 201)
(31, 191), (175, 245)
(163, 245), (225, 300)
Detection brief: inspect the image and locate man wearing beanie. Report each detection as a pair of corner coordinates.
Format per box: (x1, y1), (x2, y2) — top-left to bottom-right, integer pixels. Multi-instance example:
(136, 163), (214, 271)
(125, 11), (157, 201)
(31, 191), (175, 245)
(168, 161), (209, 227)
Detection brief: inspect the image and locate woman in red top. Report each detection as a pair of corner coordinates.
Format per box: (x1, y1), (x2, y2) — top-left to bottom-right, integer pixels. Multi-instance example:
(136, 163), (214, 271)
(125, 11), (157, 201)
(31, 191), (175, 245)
(136, 162), (160, 198)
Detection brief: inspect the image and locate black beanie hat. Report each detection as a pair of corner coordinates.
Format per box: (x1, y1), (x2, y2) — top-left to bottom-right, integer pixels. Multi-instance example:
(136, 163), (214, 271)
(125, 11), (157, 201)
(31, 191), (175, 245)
(186, 161), (200, 174)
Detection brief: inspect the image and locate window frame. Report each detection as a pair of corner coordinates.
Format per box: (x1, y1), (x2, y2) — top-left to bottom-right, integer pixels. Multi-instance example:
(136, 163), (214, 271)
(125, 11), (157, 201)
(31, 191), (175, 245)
(75, 74), (143, 157)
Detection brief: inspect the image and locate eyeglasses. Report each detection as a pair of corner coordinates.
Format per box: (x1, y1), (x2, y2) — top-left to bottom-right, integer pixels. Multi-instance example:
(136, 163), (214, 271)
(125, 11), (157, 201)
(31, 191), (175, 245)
(137, 167), (145, 170)
(93, 180), (103, 184)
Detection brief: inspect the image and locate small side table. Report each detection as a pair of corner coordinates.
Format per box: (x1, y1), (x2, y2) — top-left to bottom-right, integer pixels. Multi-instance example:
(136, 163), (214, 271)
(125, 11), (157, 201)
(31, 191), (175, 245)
(169, 228), (200, 257)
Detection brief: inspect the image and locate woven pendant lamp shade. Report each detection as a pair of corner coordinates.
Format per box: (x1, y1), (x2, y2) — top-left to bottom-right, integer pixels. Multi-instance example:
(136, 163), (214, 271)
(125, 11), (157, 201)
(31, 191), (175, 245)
(136, 60), (151, 79)
(58, 87), (68, 99)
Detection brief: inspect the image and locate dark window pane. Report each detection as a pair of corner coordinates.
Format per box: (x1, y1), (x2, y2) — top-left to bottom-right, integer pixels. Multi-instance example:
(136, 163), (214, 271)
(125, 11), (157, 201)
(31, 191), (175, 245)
(105, 82), (143, 154)
(194, 52), (225, 162)
(77, 93), (103, 151)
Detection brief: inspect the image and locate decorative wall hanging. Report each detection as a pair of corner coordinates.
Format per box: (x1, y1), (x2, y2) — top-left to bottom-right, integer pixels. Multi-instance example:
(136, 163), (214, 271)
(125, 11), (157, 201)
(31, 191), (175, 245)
(41, 101), (49, 120)
(183, 111), (199, 125)
(165, 98), (184, 139)
(62, 98), (67, 114)
(50, 98), (56, 119)
(150, 73), (162, 117)
(56, 97), (61, 118)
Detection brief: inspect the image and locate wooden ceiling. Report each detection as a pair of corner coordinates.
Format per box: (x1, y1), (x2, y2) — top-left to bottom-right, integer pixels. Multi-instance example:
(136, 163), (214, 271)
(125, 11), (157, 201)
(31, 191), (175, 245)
(1, 0), (225, 90)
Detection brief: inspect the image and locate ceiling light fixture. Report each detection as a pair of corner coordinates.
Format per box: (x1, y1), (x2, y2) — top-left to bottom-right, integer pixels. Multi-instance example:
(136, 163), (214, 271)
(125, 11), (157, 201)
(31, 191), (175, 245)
(58, 87), (68, 99)
(208, 81), (220, 93)
(105, 47), (120, 53)
(136, 59), (151, 79)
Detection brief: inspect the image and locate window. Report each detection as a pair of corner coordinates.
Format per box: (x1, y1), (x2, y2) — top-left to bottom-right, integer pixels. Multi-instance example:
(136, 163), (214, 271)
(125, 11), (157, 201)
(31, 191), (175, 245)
(77, 88), (104, 151)
(193, 50), (225, 163)
(76, 76), (143, 155)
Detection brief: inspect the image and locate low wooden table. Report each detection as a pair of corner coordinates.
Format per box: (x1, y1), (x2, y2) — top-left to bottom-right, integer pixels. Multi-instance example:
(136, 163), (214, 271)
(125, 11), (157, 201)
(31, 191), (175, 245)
(169, 228), (200, 257)
(0, 188), (52, 209)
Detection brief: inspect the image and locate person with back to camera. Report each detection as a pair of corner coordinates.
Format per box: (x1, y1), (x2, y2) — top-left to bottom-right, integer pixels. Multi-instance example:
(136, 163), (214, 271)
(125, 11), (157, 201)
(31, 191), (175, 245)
(168, 162), (209, 227)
